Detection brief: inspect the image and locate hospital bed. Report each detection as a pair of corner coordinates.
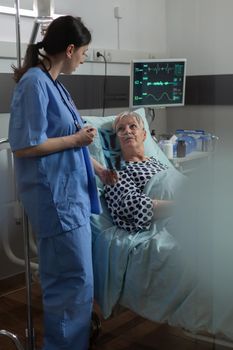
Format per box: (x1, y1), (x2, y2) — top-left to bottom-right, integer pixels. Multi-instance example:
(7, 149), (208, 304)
(83, 108), (233, 348)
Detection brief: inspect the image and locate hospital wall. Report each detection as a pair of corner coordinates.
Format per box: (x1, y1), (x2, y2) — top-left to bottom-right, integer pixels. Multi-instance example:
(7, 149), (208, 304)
(0, 0), (167, 280)
(165, 0), (233, 146)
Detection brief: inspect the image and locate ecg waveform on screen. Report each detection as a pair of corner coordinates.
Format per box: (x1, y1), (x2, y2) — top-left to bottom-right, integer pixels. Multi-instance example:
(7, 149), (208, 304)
(135, 63), (184, 76)
(134, 92), (181, 103)
(136, 64), (173, 75)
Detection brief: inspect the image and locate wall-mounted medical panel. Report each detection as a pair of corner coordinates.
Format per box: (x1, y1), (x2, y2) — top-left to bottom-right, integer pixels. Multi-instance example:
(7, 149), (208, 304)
(0, 73), (129, 113)
(2, 73), (233, 113)
(185, 75), (233, 105)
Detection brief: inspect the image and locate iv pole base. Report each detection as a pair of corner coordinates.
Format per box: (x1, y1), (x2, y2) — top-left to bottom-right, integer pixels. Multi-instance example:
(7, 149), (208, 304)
(0, 329), (25, 350)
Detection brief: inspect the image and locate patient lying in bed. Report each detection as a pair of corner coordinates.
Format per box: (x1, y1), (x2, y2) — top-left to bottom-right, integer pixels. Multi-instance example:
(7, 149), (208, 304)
(86, 110), (231, 338)
(104, 111), (175, 232)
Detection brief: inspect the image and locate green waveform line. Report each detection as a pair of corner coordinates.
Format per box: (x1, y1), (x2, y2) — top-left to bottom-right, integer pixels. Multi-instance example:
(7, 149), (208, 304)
(147, 81), (175, 86)
(135, 64), (174, 74)
(135, 63), (184, 76)
(134, 92), (180, 103)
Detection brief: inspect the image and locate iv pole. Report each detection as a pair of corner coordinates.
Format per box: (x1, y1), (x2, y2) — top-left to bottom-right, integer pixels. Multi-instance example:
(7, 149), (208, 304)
(0, 3), (27, 347)
(15, 3), (36, 348)
(15, 2), (54, 349)
(0, 2), (25, 346)
(15, 3), (53, 349)
(15, 0), (21, 68)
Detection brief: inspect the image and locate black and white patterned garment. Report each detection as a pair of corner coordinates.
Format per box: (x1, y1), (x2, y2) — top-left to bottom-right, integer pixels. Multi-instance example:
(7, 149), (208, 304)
(104, 156), (168, 232)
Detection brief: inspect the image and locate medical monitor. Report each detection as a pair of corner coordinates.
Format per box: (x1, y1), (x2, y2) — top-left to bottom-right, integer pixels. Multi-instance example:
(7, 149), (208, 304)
(130, 58), (187, 108)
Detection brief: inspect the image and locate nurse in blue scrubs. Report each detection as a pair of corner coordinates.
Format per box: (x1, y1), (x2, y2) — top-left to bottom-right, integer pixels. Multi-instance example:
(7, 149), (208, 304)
(8, 15), (117, 350)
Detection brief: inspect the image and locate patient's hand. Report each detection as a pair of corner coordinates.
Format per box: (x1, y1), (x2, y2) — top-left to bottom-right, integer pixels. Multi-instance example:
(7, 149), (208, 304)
(92, 157), (118, 185)
(98, 168), (119, 185)
(153, 199), (174, 219)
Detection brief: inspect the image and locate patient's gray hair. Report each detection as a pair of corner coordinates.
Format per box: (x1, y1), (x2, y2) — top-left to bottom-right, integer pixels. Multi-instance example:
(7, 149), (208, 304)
(113, 111), (145, 132)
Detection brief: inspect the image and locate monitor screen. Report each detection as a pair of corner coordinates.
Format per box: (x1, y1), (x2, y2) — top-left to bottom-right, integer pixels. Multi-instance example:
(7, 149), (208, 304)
(130, 58), (187, 108)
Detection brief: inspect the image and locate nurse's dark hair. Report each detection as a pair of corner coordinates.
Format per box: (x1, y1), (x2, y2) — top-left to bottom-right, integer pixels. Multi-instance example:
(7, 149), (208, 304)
(12, 15), (91, 82)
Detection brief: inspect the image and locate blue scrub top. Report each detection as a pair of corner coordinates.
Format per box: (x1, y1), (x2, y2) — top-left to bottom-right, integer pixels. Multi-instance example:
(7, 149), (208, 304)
(9, 67), (101, 238)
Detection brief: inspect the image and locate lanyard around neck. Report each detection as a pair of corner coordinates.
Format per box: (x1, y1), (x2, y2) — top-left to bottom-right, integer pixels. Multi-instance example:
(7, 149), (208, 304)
(45, 70), (82, 131)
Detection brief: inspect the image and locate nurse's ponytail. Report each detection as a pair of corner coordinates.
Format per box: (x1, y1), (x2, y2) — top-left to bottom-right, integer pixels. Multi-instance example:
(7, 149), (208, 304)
(12, 41), (47, 82)
(12, 15), (91, 83)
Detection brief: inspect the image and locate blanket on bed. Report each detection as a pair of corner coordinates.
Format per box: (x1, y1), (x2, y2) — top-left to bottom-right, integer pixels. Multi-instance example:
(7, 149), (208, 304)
(91, 167), (213, 334)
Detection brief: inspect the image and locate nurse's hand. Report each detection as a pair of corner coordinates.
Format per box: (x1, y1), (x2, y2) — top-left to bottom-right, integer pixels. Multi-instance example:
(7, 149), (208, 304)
(13, 128), (97, 158)
(73, 126), (97, 146)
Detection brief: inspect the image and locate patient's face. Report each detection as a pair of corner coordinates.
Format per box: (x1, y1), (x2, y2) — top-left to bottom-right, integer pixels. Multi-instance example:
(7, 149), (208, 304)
(116, 116), (146, 150)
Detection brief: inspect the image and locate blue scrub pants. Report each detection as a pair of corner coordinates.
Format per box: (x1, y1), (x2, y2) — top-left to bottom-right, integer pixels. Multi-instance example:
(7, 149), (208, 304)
(37, 223), (93, 350)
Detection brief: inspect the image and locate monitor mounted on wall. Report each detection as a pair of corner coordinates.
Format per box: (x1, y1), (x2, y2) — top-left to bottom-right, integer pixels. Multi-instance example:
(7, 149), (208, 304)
(130, 58), (187, 108)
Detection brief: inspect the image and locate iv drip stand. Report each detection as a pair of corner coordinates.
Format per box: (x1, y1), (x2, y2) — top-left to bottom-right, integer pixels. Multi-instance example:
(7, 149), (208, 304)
(0, 1), (36, 348)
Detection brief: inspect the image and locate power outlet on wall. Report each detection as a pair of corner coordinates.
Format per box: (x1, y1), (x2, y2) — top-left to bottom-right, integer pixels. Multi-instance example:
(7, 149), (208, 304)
(91, 48), (158, 63)
(104, 50), (112, 62)
(93, 49), (105, 61)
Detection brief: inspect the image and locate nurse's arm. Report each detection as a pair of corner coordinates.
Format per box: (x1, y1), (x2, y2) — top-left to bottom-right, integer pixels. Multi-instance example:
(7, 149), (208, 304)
(14, 127), (96, 157)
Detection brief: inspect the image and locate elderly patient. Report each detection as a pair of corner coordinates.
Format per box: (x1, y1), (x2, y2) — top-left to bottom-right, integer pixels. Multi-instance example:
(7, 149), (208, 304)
(104, 111), (174, 232)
